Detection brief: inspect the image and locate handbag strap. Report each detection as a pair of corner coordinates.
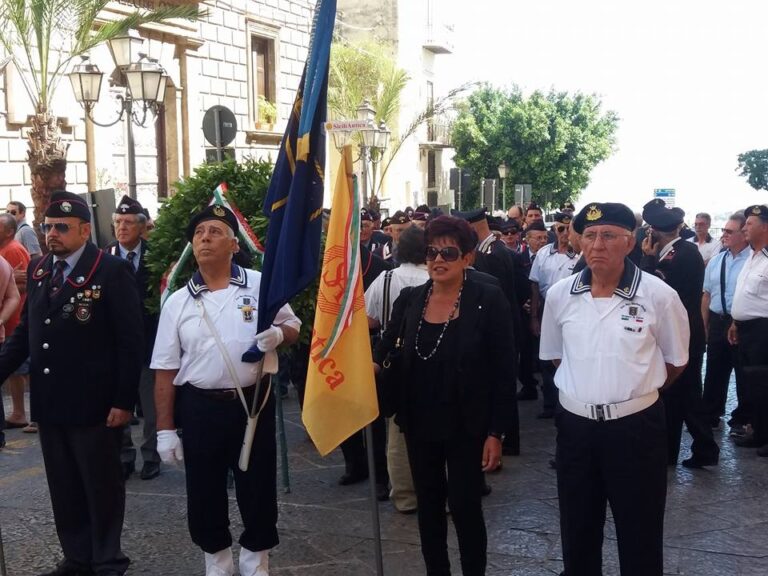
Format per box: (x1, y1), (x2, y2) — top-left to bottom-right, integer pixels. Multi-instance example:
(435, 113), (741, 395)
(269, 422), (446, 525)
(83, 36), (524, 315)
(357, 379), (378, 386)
(381, 269), (394, 332)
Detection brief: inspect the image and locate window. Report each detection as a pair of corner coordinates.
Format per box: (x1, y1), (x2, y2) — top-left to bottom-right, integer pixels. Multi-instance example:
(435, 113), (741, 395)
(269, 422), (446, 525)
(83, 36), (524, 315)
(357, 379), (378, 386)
(247, 21), (280, 129)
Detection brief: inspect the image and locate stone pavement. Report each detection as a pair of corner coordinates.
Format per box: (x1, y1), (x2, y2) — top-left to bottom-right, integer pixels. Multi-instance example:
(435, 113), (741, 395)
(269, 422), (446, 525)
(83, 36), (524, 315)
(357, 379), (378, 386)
(2, 389), (768, 575)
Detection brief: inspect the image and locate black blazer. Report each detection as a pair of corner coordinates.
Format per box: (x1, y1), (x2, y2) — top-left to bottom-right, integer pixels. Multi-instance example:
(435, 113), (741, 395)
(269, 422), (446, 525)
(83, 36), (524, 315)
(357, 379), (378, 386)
(374, 277), (517, 439)
(640, 238), (705, 355)
(0, 242), (144, 425)
(104, 239), (159, 362)
(474, 240), (524, 339)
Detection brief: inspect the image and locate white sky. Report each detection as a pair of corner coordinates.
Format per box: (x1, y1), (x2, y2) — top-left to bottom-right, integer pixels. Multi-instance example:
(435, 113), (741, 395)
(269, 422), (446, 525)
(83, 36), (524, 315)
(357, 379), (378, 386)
(440, 0), (768, 222)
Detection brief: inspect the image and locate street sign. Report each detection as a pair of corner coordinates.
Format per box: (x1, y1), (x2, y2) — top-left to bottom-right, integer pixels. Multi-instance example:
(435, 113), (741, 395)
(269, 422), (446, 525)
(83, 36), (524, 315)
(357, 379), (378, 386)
(514, 184), (532, 207)
(325, 120), (371, 131)
(202, 105), (237, 148)
(653, 188), (676, 207)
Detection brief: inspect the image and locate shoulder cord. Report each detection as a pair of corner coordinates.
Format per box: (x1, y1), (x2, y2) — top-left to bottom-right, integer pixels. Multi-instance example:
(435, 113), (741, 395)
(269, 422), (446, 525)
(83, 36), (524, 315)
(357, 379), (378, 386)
(381, 269), (394, 332)
(196, 298), (270, 419)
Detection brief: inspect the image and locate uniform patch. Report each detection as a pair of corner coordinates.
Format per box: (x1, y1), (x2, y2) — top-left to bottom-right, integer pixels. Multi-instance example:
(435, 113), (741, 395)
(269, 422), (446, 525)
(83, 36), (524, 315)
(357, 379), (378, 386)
(236, 295), (255, 322)
(75, 303), (91, 323)
(61, 201), (72, 213)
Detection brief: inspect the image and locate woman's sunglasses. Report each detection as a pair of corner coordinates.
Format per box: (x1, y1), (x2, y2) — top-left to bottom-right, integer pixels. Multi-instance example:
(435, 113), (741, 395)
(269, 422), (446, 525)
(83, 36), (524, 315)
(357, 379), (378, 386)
(426, 246), (461, 262)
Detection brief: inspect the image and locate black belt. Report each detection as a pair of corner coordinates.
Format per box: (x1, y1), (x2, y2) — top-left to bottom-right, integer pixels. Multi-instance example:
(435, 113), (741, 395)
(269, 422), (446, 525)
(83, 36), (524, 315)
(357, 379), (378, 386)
(711, 312), (732, 322)
(184, 381), (264, 402)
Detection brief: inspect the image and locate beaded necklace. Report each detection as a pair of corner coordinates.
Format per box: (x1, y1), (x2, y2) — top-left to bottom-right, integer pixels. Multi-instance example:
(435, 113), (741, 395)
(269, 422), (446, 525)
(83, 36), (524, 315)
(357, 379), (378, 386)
(414, 283), (463, 361)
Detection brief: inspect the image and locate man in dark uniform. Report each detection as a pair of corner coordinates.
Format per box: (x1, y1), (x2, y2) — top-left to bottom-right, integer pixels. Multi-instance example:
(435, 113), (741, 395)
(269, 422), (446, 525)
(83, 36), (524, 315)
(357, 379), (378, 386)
(338, 208), (392, 496)
(640, 199), (720, 468)
(453, 207), (522, 456)
(104, 195), (161, 480)
(0, 191), (143, 576)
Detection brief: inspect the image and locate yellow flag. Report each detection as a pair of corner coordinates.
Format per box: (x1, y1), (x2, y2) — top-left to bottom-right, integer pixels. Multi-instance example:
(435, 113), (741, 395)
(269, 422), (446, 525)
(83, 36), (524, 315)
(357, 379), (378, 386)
(303, 146), (379, 456)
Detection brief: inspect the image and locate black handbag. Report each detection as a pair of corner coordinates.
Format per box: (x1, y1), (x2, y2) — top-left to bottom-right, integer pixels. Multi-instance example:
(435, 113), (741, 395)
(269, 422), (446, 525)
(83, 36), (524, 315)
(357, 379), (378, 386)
(377, 272), (406, 417)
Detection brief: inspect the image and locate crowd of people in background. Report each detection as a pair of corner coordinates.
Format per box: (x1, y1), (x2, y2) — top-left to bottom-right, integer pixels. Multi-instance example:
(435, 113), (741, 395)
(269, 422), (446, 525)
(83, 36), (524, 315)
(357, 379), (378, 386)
(2, 191), (768, 576)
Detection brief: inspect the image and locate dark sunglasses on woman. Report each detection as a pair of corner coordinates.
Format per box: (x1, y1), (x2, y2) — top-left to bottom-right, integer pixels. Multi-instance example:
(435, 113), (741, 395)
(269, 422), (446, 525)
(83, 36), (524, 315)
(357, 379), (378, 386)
(426, 246), (461, 262)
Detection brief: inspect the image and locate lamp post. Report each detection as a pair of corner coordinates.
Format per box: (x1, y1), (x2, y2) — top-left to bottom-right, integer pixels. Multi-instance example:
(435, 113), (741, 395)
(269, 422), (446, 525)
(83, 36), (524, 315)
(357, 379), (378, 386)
(497, 162), (508, 212)
(68, 33), (168, 199)
(329, 100), (390, 205)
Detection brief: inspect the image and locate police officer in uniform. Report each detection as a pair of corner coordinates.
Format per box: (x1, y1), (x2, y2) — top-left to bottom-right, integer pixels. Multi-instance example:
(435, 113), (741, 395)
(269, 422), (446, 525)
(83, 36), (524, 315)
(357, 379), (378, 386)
(729, 205), (768, 456)
(640, 199), (720, 468)
(0, 191), (143, 576)
(540, 202), (689, 576)
(151, 205), (301, 576)
(104, 195), (161, 480)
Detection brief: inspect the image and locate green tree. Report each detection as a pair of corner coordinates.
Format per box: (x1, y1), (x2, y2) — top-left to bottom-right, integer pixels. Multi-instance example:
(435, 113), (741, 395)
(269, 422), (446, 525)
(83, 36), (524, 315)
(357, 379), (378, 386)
(0, 0), (202, 230)
(451, 85), (619, 210)
(737, 149), (768, 191)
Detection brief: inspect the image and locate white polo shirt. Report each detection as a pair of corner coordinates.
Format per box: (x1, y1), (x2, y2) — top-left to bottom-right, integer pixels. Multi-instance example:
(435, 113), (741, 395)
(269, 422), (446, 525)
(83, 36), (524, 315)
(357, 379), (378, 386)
(687, 236), (721, 264)
(529, 243), (579, 297)
(365, 263), (429, 326)
(151, 265), (301, 389)
(540, 261), (689, 405)
(731, 247), (768, 321)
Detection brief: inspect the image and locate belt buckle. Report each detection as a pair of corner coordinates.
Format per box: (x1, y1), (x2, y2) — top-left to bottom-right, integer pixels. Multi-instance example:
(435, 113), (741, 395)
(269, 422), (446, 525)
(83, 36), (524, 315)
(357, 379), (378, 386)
(590, 403), (612, 421)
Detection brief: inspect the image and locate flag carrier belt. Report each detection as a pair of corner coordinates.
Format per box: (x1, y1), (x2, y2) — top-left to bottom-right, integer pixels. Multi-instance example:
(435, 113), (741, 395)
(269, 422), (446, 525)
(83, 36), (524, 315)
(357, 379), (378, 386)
(559, 390), (659, 422)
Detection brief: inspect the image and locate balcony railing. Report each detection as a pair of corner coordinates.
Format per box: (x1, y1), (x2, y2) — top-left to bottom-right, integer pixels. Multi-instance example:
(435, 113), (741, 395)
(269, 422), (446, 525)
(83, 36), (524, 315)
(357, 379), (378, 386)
(424, 23), (454, 54)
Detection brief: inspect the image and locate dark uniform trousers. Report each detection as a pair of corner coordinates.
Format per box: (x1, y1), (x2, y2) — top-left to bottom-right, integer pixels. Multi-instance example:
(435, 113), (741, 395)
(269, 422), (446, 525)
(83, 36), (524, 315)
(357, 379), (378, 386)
(339, 415), (388, 484)
(405, 431), (486, 576)
(121, 365), (160, 465)
(735, 318), (768, 445)
(556, 400), (667, 576)
(661, 352), (720, 464)
(178, 383), (278, 554)
(702, 314), (749, 426)
(39, 424), (129, 574)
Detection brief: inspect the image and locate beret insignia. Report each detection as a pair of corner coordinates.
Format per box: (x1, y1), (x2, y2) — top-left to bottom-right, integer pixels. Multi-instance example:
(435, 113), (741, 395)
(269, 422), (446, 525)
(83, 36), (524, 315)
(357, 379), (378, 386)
(586, 205), (602, 221)
(753, 206), (762, 215)
(213, 205), (226, 217)
(61, 201), (72, 213)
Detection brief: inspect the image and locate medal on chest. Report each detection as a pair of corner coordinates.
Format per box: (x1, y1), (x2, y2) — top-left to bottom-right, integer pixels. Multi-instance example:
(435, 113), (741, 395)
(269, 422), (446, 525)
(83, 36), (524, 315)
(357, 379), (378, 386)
(236, 295), (255, 322)
(71, 285), (102, 323)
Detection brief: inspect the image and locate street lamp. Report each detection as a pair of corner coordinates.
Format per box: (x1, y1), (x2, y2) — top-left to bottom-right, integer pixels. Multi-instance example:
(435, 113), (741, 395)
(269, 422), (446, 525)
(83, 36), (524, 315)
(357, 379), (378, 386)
(68, 34), (169, 199)
(497, 162), (508, 211)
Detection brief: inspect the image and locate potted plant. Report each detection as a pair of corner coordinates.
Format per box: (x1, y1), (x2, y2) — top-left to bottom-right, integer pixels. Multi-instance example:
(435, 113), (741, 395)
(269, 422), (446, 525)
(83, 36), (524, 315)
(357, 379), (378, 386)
(256, 96), (277, 131)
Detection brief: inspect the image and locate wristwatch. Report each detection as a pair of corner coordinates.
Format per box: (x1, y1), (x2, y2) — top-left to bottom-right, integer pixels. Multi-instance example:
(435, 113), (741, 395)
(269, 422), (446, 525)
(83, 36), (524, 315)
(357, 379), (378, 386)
(488, 431), (505, 442)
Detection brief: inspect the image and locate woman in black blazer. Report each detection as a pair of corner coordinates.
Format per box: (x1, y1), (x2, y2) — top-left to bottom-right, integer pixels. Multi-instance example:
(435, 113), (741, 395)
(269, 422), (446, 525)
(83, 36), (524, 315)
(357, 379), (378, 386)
(374, 215), (516, 576)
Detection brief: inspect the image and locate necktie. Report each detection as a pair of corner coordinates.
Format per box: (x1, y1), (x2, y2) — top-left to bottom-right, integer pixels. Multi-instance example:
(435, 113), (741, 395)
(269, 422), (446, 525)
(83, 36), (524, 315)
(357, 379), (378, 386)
(719, 254), (728, 315)
(49, 261), (68, 296)
(127, 251), (137, 271)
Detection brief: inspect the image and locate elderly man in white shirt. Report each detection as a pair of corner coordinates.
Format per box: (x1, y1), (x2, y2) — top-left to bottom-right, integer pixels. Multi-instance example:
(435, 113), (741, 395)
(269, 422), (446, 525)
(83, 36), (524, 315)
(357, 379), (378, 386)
(540, 202), (689, 576)
(152, 205), (300, 576)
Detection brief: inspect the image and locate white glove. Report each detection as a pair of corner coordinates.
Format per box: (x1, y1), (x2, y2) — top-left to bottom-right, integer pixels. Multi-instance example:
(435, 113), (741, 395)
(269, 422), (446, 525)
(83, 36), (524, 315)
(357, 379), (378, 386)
(255, 325), (284, 353)
(157, 429), (184, 464)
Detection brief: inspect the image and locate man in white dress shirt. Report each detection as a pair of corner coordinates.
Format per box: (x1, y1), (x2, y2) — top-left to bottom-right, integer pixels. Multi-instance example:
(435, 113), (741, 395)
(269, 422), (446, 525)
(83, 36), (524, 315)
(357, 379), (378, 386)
(540, 202), (689, 576)
(151, 205), (300, 576)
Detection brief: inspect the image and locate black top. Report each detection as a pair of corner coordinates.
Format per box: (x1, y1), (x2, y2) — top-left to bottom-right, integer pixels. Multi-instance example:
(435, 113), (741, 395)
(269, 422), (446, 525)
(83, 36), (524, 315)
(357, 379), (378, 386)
(409, 320), (461, 440)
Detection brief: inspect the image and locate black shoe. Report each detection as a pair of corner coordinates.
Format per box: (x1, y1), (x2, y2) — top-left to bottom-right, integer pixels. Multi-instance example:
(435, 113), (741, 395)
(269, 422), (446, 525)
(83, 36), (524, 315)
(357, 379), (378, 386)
(517, 387), (538, 401)
(375, 482), (389, 501)
(339, 470), (368, 485)
(481, 482), (492, 497)
(734, 435), (761, 448)
(122, 461), (135, 480)
(548, 458), (557, 470)
(129, 416), (139, 426)
(38, 560), (93, 576)
(756, 444), (768, 457)
(537, 410), (555, 419)
(140, 461), (161, 480)
(681, 455), (718, 469)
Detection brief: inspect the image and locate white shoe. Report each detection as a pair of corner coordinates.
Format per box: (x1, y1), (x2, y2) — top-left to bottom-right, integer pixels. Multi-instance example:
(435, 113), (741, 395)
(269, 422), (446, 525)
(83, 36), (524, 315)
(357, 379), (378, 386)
(205, 547), (234, 576)
(239, 547), (269, 576)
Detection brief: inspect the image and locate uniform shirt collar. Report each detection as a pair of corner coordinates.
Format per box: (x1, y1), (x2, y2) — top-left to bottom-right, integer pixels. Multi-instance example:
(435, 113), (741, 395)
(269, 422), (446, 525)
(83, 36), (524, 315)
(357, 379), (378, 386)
(658, 236), (681, 260)
(187, 263), (248, 298)
(52, 243), (88, 277)
(570, 258), (642, 300)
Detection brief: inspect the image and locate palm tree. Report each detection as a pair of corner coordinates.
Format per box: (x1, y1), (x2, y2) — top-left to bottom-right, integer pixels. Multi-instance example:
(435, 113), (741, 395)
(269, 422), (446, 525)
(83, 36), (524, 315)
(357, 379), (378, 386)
(0, 0), (203, 230)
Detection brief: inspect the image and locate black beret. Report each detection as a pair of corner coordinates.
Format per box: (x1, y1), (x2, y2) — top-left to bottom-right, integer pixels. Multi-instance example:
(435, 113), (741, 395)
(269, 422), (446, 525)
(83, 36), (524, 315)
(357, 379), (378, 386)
(526, 220), (547, 233)
(573, 202), (635, 233)
(381, 217), (391, 228)
(745, 204), (768, 221)
(115, 195), (144, 215)
(390, 210), (411, 225)
(412, 211), (428, 222)
(451, 207), (487, 224)
(487, 216), (504, 232)
(45, 191), (91, 222)
(367, 208), (380, 221)
(360, 208), (373, 222)
(642, 199), (684, 232)
(560, 201), (576, 213)
(405, 206), (414, 217)
(415, 204), (430, 214)
(553, 212), (572, 225)
(501, 220), (521, 234)
(186, 204), (239, 241)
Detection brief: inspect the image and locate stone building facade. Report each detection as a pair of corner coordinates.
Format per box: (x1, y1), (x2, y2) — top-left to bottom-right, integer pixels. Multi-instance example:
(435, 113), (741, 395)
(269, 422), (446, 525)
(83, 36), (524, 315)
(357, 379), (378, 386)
(0, 0), (314, 215)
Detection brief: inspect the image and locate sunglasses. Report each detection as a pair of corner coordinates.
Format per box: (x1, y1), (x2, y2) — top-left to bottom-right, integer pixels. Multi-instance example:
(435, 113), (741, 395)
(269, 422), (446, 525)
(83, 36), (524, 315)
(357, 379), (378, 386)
(721, 229), (741, 235)
(554, 225), (568, 233)
(40, 222), (74, 234)
(503, 230), (519, 236)
(6, 210), (17, 216)
(426, 246), (461, 262)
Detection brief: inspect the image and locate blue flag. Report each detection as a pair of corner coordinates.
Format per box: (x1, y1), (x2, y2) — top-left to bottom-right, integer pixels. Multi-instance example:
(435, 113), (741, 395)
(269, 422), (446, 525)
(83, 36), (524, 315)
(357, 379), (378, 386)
(243, 0), (336, 362)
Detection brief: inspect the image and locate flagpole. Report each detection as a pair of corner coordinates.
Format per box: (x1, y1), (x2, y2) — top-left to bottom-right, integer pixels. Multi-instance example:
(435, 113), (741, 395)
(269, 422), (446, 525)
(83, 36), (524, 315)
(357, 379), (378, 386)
(364, 424), (385, 576)
(0, 522), (8, 576)
(275, 380), (291, 493)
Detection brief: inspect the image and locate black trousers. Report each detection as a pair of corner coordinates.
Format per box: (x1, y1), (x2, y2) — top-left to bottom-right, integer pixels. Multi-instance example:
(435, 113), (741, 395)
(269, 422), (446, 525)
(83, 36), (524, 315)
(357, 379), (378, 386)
(736, 318), (768, 445)
(339, 413), (388, 484)
(661, 352), (719, 464)
(179, 384), (278, 553)
(121, 365), (160, 466)
(405, 431), (486, 576)
(556, 400), (667, 576)
(702, 314), (749, 426)
(541, 360), (558, 413)
(517, 315), (538, 390)
(38, 423), (129, 575)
